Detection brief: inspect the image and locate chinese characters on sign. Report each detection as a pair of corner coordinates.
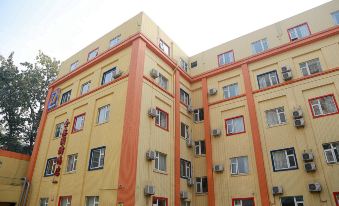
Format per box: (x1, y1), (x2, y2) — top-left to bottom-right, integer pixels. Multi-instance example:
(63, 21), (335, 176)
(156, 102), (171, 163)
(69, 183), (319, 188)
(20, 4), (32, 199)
(54, 119), (69, 177)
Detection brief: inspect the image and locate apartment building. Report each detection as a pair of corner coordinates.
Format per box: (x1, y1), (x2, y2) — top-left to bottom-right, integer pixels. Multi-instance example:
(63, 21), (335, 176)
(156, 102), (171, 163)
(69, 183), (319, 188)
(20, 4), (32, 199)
(25, 1), (339, 206)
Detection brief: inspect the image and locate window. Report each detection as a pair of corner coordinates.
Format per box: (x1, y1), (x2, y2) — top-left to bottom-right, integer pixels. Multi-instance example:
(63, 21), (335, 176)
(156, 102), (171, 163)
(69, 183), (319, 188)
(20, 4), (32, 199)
(309, 94), (338, 117)
(66, 154), (77, 172)
(54, 122), (64, 138)
(271, 148), (298, 171)
(159, 39), (170, 56)
(230, 156), (249, 175)
(251, 38), (268, 54)
(280, 196), (304, 206)
(181, 200), (190, 206)
(72, 114), (85, 132)
(265, 107), (286, 127)
(155, 151), (166, 172)
(223, 83), (239, 99)
(109, 35), (121, 48)
(44, 157), (56, 176)
(180, 58), (189, 72)
(332, 11), (339, 25)
(89, 147), (105, 170)
(180, 122), (190, 140)
(194, 108), (204, 122)
(334, 192), (339, 206)
(299, 58), (322, 76)
(60, 90), (72, 105)
(232, 198), (255, 206)
(257, 70), (279, 89)
(218, 50), (234, 66)
(196, 177), (208, 193)
(86, 196), (99, 206)
(70, 61), (79, 72)
(97, 105), (110, 124)
(180, 89), (190, 105)
(152, 197), (168, 206)
(40, 198), (48, 206)
(88, 48), (99, 61)
(155, 108), (168, 130)
(180, 159), (192, 179)
(195, 140), (206, 155)
(322, 142), (339, 164)
(225, 116), (245, 136)
(59, 196), (72, 206)
(101, 67), (117, 85)
(191, 61), (197, 68)
(288, 23), (310, 41)
(158, 73), (168, 90)
(80, 81), (91, 95)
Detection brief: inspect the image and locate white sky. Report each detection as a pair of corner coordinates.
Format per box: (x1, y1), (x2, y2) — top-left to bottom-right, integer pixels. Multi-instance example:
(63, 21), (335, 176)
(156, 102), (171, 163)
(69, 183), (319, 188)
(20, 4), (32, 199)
(0, 0), (332, 65)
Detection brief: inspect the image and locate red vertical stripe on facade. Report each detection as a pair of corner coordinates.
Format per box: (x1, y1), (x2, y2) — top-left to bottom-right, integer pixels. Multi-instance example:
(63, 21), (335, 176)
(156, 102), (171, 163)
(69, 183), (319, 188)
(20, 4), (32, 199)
(202, 78), (216, 206)
(241, 64), (270, 206)
(116, 38), (146, 206)
(174, 70), (181, 206)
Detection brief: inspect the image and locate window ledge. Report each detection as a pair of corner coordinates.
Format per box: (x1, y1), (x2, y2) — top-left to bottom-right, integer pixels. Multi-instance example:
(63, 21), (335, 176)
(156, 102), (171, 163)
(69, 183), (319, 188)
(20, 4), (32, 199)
(195, 192), (208, 196)
(153, 169), (168, 175)
(231, 173), (249, 177)
(194, 154), (206, 158)
(96, 121), (110, 126)
(64, 171), (76, 175)
(267, 122), (287, 128)
(194, 121), (204, 124)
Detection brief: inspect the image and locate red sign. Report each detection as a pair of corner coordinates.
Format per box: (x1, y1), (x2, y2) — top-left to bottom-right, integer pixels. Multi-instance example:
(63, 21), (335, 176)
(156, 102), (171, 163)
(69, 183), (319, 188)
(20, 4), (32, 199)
(54, 119), (69, 177)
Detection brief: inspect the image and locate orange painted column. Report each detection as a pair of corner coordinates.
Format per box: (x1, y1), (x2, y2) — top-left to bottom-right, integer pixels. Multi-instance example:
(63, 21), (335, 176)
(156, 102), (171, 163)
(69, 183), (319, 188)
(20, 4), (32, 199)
(174, 70), (181, 206)
(241, 64), (270, 206)
(201, 78), (215, 206)
(116, 38), (146, 206)
(27, 87), (53, 181)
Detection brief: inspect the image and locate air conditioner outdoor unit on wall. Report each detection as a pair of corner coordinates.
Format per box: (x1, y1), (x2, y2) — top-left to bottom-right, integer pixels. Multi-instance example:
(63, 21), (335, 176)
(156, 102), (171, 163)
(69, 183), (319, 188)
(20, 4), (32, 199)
(294, 118), (305, 128)
(150, 68), (159, 79)
(211, 129), (221, 137)
(186, 138), (193, 147)
(308, 183), (321, 192)
(208, 88), (217, 96)
(292, 109), (303, 119)
(187, 105), (194, 113)
(213, 164), (224, 172)
(148, 108), (157, 118)
(113, 68), (123, 79)
(281, 66), (293, 81)
(302, 152), (314, 162)
(272, 186), (283, 195)
(144, 185), (155, 195)
(180, 191), (188, 199)
(187, 178), (194, 187)
(146, 150), (155, 160)
(304, 162), (316, 172)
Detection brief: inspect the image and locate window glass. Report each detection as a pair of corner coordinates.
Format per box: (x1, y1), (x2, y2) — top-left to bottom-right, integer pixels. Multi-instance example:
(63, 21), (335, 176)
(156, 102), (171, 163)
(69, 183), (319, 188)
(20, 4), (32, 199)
(60, 90), (72, 105)
(155, 108), (168, 130)
(66, 154), (77, 172)
(218, 51), (234, 66)
(101, 68), (116, 85)
(234, 199), (255, 206)
(194, 108), (204, 122)
(299, 58), (322, 76)
(180, 122), (189, 139)
(223, 83), (239, 99)
(191, 61), (197, 68)
(251, 38), (268, 54)
(80, 81), (91, 95)
(155, 151), (166, 171)
(180, 89), (190, 105)
(88, 48), (99, 61)
(332, 11), (339, 25)
(153, 197), (167, 206)
(195, 141), (206, 155)
(45, 158), (56, 176)
(70, 61), (79, 71)
(257, 71), (279, 89)
(60, 197), (71, 206)
(40, 198), (49, 206)
(196, 177), (208, 193)
(97, 105), (110, 124)
(226, 116), (245, 135)
(86, 196), (99, 206)
(55, 122), (64, 138)
(180, 58), (189, 72)
(265, 107), (286, 126)
(281, 196), (304, 206)
(159, 40), (170, 56)
(271, 148), (297, 171)
(310, 95), (338, 117)
(322, 142), (339, 163)
(158, 73), (168, 90)
(109, 35), (121, 48)
(230, 156), (249, 175)
(90, 147), (105, 170)
(180, 159), (192, 178)
(288, 23), (310, 41)
(73, 114), (85, 132)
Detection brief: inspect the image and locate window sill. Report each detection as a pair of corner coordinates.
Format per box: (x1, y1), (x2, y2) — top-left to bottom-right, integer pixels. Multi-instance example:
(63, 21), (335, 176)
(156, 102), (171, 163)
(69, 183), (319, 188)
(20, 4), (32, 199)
(194, 154), (206, 158)
(64, 171), (76, 175)
(231, 173), (249, 177)
(153, 169), (168, 175)
(194, 121), (204, 124)
(71, 129), (84, 134)
(88, 167), (104, 171)
(273, 167), (298, 172)
(267, 122), (287, 128)
(96, 121), (109, 126)
(195, 192), (208, 196)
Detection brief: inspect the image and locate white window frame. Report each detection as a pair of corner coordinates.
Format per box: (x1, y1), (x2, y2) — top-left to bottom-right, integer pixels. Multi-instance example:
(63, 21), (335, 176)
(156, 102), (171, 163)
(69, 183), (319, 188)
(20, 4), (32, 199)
(322, 142), (339, 163)
(194, 108), (204, 122)
(73, 114), (85, 132)
(86, 196), (99, 206)
(230, 156), (249, 175)
(271, 148), (297, 171)
(66, 154), (78, 173)
(152, 197), (167, 206)
(257, 70), (279, 89)
(45, 158), (56, 176)
(155, 108), (168, 130)
(180, 89), (190, 105)
(70, 61), (79, 72)
(265, 107), (286, 127)
(60, 90), (72, 105)
(158, 73), (168, 90)
(60, 196), (71, 206)
(280, 196), (304, 206)
(55, 122), (64, 138)
(251, 38), (268, 54)
(194, 140), (206, 155)
(226, 116), (245, 135)
(89, 147), (105, 170)
(80, 81), (91, 95)
(223, 83), (239, 99)
(181, 200), (190, 206)
(180, 158), (192, 179)
(101, 67), (117, 85)
(181, 122), (190, 140)
(88, 48), (99, 61)
(309, 95), (338, 117)
(109, 34), (121, 48)
(195, 177), (208, 194)
(288, 23), (310, 41)
(299, 58), (322, 76)
(40, 198), (49, 206)
(218, 50), (234, 66)
(97, 105), (110, 124)
(159, 39), (170, 56)
(180, 58), (189, 72)
(154, 151), (167, 172)
(233, 199), (255, 206)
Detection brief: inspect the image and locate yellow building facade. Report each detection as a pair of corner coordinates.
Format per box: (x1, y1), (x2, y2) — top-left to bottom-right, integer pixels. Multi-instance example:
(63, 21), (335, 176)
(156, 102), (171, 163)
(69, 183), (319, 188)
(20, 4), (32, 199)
(24, 1), (339, 206)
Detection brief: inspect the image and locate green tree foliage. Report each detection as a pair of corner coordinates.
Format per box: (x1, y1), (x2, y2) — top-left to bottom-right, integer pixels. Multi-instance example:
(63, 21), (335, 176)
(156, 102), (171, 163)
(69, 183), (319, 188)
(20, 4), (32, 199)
(0, 51), (59, 154)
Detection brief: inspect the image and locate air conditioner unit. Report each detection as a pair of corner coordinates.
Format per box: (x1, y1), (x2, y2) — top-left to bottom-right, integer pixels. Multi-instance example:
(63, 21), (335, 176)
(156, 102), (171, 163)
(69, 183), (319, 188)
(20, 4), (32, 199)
(308, 182), (321, 192)
(208, 88), (217, 96)
(294, 118), (305, 128)
(144, 185), (155, 195)
(187, 178), (194, 187)
(186, 138), (193, 147)
(302, 152), (314, 162)
(272, 186), (283, 195)
(113, 68), (123, 79)
(180, 191), (188, 199)
(213, 164), (224, 172)
(150, 69), (159, 79)
(282, 71), (293, 81)
(292, 109), (303, 119)
(305, 162), (316, 172)
(148, 108), (157, 118)
(211, 129), (221, 137)
(281, 66), (290, 73)
(146, 150), (155, 160)
(187, 105), (194, 113)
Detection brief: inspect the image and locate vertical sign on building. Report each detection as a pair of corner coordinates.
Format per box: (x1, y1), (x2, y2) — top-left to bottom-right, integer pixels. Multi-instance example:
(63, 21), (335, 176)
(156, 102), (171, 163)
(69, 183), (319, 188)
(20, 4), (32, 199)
(54, 119), (69, 178)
